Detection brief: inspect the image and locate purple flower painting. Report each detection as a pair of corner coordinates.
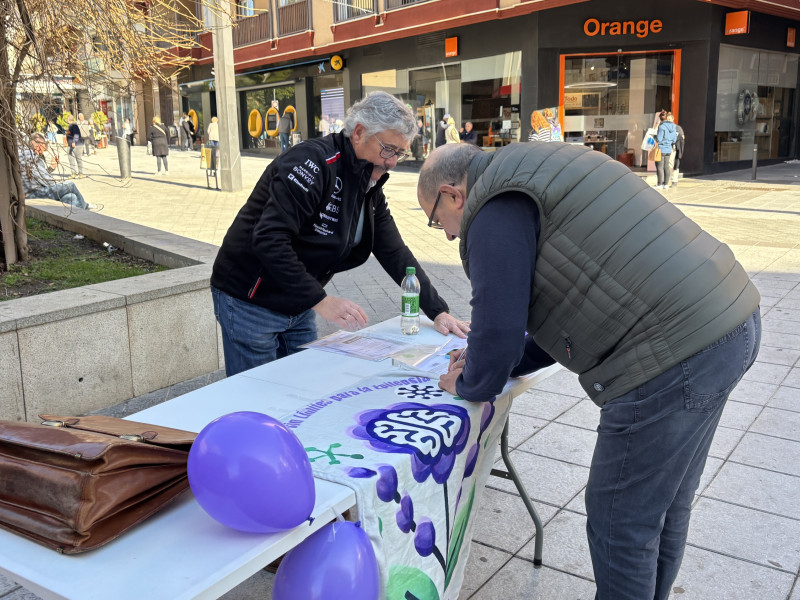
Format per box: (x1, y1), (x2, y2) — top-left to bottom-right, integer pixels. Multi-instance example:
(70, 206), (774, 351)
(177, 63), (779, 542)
(349, 402), (470, 485)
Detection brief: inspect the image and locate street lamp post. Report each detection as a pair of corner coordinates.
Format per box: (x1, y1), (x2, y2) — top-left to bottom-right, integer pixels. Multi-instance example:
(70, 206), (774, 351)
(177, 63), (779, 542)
(211, 0), (243, 192)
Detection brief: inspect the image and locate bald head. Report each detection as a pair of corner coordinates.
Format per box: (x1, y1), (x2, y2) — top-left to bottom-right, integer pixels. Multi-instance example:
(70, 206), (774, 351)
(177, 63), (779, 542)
(418, 143), (481, 208)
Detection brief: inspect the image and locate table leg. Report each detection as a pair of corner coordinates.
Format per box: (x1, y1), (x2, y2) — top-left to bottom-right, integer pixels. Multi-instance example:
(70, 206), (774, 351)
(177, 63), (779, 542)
(490, 416), (544, 566)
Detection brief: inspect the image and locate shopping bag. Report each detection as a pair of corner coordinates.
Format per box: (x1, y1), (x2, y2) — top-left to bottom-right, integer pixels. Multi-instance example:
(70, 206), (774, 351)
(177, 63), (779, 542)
(641, 128), (657, 151)
(649, 146), (662, 162)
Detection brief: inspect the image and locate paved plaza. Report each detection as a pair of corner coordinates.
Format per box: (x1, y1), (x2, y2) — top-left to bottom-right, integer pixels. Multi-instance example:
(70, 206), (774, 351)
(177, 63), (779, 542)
(2, 142), (799, 599)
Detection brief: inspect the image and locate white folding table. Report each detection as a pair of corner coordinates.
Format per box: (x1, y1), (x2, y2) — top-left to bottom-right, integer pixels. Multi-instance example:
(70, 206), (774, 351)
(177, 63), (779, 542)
(0, 317), (559, 599)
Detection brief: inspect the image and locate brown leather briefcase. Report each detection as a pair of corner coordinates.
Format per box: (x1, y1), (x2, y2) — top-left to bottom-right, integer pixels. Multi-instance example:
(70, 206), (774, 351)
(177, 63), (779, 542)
(0, 414), (196, 554)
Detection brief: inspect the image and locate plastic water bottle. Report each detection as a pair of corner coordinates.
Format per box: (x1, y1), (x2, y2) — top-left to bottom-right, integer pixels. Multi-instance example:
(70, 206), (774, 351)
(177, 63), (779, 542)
(400, 266), (420, 335)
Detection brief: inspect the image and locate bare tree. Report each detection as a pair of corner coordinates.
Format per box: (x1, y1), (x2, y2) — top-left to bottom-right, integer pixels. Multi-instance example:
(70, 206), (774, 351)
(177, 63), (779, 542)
(1, 0), (231, 269)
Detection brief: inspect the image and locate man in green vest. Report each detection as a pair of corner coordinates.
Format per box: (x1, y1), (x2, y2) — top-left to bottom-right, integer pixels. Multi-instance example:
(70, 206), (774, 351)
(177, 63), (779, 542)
(417, 142), (761, 600)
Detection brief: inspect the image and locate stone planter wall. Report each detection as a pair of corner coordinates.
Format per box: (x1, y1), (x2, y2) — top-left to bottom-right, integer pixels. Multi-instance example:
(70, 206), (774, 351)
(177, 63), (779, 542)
(0, 203), (223, 421)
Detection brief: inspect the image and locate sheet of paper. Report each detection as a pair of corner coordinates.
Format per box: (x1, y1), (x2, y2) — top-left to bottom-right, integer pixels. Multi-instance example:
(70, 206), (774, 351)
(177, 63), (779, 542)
(301, 330), (414, 361)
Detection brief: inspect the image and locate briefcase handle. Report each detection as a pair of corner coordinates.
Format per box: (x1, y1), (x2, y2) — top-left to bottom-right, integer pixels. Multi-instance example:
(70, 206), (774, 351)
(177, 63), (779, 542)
(39, 414), (197, 447)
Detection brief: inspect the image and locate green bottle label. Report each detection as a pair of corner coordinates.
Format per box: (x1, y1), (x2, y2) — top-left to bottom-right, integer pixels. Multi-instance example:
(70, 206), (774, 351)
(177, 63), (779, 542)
(401, 293), (419, 317)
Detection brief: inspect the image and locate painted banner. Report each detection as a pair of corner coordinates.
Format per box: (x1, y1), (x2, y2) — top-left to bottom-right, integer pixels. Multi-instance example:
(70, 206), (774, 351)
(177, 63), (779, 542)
(279, 369), (511, 600)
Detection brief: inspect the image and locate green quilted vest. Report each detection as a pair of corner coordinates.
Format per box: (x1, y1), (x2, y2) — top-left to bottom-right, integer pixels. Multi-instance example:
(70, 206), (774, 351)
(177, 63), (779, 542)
(459, 142), (759, 405)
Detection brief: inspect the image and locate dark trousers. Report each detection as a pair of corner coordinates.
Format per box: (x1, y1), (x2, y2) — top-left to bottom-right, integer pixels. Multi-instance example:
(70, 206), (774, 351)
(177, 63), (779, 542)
(586, 309), (761, 600)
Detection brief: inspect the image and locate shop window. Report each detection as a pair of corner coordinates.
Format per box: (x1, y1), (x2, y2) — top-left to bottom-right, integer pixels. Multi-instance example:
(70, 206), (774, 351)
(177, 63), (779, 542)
(714, 45), (797, 162)
(561, 51), (677, 169)
(360, 51), (520, 161)
(240, 85), (296, 153)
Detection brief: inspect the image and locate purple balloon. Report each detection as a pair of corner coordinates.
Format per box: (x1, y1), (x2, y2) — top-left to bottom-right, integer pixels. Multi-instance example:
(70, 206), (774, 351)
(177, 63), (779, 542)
(188, 411), (315, 533)
(273, 521), (379, 600)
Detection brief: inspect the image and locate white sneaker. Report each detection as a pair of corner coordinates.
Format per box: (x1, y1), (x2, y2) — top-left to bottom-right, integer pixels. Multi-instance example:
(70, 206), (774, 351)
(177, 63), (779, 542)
(86, 203), (104, 212)
(164, 171), (169, 176)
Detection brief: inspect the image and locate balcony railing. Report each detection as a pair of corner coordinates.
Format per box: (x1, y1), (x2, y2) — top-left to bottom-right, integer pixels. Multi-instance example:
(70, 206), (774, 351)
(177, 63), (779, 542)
(385, 0), (430, 9)
(277, 0), (310, 36)
(333, 0), (376, 23)
(233, 11), (271, 47)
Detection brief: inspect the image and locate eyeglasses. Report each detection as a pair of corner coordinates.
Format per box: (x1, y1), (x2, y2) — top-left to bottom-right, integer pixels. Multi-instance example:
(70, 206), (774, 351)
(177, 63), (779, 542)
(427, 190), (445, 229)
(374, 135), (410, 162)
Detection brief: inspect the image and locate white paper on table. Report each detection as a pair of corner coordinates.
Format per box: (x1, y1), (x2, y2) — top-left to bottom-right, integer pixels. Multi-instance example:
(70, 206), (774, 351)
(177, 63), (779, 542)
(301, 330), (416, 361)
(407, 336), (469, 375)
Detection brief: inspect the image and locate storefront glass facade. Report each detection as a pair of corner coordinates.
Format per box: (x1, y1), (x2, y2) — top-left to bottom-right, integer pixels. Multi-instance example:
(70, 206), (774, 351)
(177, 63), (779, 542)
(561, 51), (677, 168)
(361, 51), (522, 161)
(714, 45), (797, 162)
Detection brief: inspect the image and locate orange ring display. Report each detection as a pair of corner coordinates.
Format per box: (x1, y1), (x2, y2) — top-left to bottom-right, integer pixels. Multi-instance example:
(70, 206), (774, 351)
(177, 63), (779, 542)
(248, 109), (263, 137)
(187, 109), (199, 133)
(265, 106), (280, 138)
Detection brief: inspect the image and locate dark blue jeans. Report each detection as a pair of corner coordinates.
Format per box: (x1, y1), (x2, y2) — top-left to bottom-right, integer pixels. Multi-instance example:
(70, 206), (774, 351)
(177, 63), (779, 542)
(586, 309), (760, 600)
(211, 286), (317, 377)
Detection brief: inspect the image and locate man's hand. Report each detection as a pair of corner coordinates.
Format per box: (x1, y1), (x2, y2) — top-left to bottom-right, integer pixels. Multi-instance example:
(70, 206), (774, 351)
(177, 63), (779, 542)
(312, 296), (368, 332)
(438, 365), (463, 395)
(433, 312), (470, 338)
(49, 155), (59, 170)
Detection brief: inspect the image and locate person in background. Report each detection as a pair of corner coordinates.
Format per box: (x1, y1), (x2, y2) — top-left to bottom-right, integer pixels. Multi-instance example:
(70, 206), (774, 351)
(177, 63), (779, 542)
(207, 116), (220, 148)
(147, 116), (170, 176)
(78, 113), (93, 156)
(123, 117), (134, 146)
(459, 121), (478, 145)
(444, 116), (460, 144)
(19, 133), (99, 210)
(435, 113), (449, 148)
(65, 114), (84, 178)
(655, 111), (677, 190)
(318, 114), (331, 137)
(46, 119), (58, 143)
(180, 113), (194, 151)
(278, 110), (292, 153)
(670, 114), (685, 187)
(417, 141), (760, 600)
(210, 91), (469, 377)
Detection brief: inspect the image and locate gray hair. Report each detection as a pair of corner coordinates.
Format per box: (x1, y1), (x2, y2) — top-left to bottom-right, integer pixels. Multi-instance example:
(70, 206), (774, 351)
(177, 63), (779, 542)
(343, 91), (416, 142)
(418, 144), (482, 203)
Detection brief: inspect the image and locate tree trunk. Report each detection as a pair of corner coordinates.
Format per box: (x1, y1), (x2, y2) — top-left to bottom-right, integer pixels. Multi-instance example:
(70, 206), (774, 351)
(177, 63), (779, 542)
(0, 133), (27, 270)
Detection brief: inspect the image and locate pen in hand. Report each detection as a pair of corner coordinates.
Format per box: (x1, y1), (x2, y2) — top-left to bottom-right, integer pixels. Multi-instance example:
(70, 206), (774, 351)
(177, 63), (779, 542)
(453, 346), (468, 368)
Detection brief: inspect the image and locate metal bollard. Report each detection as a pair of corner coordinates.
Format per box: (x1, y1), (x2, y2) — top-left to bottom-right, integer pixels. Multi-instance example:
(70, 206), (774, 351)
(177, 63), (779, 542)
(751, 143), (758, 180)
(116, 137), (132, 180)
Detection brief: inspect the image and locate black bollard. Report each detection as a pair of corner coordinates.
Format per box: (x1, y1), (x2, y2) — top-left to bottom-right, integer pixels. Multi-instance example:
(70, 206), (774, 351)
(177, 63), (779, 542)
(751, 143), (758, 181)
(117, 136), (132, 180)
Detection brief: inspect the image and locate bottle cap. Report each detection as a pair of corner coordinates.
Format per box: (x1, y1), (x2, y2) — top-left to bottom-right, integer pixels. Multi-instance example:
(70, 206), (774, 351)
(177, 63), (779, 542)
(406, 267), (416, 275)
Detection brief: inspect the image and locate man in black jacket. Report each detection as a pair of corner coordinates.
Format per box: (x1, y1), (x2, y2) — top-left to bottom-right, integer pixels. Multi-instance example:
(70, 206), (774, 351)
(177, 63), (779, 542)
(211, 92), (469, 376)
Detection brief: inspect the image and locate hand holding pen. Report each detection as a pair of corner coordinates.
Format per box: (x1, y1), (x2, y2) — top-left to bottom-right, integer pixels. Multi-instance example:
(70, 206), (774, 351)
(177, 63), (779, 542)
(448, 346), (468, 372)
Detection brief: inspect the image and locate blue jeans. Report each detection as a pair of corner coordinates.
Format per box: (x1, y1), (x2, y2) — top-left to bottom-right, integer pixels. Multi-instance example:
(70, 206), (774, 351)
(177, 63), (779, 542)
(31, 182), (88, 209)
(586, 309), (760, 600)
(211, 286), (317, 377)
(279, 132), (290, 152)
(68, 143), (83, 175)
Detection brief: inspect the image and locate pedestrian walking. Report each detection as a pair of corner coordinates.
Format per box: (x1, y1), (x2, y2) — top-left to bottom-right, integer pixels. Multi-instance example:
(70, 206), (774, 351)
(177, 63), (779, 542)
(147, 116), (170, 176)
(65, 114), (84, 178)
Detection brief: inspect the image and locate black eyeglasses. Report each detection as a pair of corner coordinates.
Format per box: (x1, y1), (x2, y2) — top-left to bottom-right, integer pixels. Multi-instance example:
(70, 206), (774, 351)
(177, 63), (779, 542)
(374, 135), (410, 162)
(427, 190), (445, 229)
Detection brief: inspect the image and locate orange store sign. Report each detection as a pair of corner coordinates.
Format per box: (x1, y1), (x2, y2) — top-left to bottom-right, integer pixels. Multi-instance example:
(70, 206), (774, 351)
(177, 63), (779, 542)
(725, 11), (750, 35)
(583, 18), (663, 39)
(445, 37), (458, 58)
